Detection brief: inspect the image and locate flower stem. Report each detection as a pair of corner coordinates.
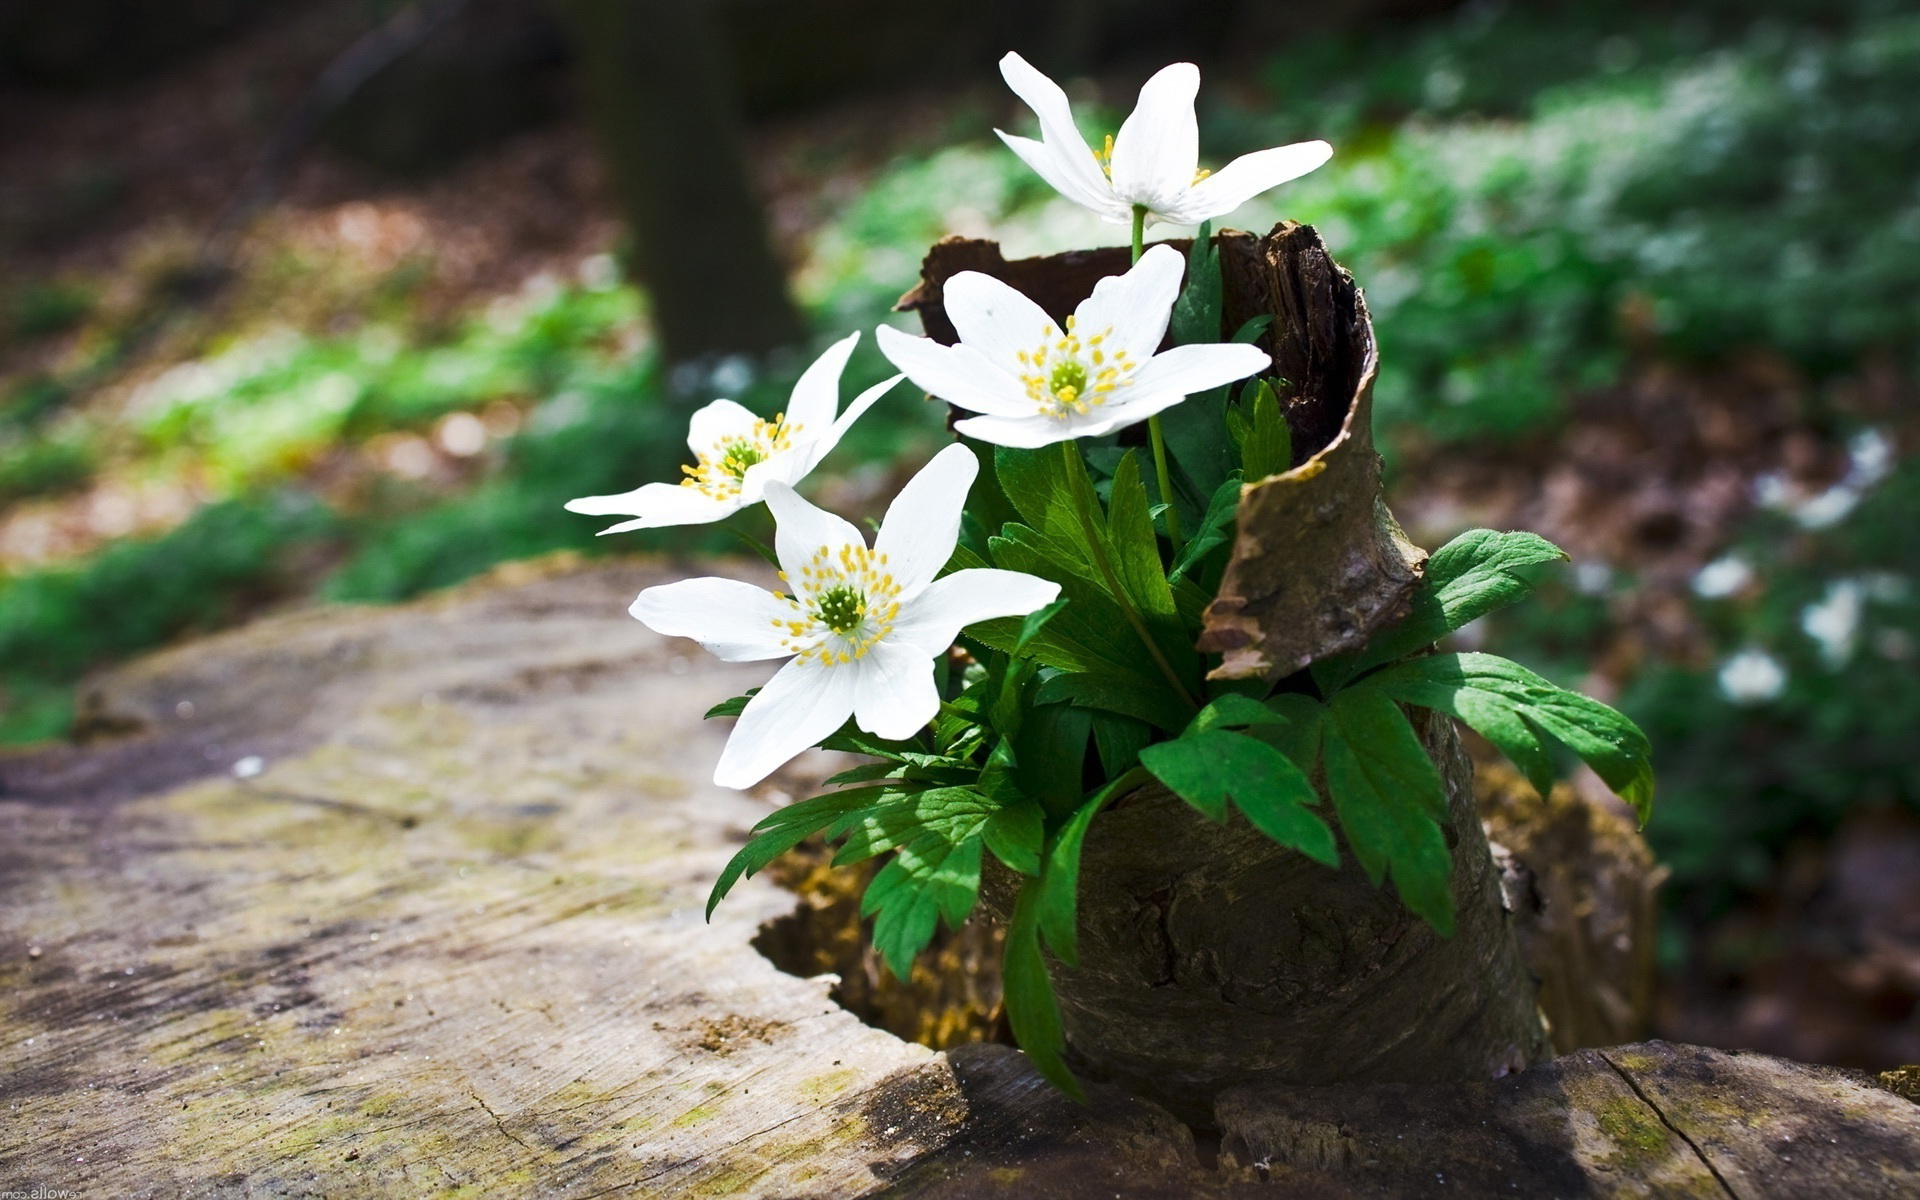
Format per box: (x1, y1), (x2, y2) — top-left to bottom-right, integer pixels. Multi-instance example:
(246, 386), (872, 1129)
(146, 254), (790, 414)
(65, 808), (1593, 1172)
(1059, 439), (1199, 710)
(1130, 206), (1185, 560)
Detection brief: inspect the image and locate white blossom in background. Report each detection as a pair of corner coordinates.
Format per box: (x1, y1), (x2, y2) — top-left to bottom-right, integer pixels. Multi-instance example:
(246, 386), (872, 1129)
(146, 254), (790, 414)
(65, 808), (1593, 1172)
(995, 52), (1333, 227)
(1754, 426), (1897, 531)
(1801, 578), (1865, 668)
(565, 332), (902, 533)
(1692, 554), (1755, 599)
(631, 445), (1060, 788)
(876, 244), (1268, 448)
(1718, 648), (1787, 705)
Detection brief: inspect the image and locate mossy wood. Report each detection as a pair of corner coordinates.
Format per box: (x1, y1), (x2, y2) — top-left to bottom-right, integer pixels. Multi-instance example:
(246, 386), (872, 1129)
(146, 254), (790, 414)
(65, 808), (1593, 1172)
(903, 225), (1548, 1120)
(4, 558), (1919, 1194)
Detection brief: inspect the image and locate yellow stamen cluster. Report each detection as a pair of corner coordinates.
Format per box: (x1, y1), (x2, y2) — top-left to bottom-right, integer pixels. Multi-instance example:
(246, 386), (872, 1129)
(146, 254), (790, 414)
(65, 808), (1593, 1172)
(1013, 315), (1134, 421)
(680, 415), (800, 500)
(1092, 133), (1115, 180)
(768, 544), (902, 666)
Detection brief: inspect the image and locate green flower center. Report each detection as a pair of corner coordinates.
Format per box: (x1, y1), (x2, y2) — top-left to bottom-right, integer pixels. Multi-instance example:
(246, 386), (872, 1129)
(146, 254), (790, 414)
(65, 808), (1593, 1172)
(718, 439), (765, 479)
(812, 584), (866, 633)
(1048, 359), (1088, 400)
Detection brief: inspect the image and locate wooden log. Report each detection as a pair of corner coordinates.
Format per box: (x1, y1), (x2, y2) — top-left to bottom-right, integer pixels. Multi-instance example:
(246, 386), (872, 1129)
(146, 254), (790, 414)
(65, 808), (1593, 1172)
(4, 556), (1918, 1196)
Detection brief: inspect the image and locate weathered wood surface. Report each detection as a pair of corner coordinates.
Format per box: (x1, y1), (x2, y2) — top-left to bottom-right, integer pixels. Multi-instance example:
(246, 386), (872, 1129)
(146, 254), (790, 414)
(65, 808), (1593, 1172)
(4, 556), (1919, 1198)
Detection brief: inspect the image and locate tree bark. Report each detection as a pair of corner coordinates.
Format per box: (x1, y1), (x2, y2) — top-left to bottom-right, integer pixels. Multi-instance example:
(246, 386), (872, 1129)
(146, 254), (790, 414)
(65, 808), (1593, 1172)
(552, 0), (803, 366)
(905, 225), (1551, 1125)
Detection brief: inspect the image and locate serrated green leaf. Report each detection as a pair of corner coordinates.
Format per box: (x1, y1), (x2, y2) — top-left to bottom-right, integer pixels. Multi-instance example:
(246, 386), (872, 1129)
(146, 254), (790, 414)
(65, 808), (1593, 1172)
(707, 787), (883, 918)
(1323, 687), (1456, 934)
(1168, 474), (1241, 584)
(977, 529), (1157, 685)
(1139, 730), (1336, 865)
(1340, 530), (1572, 680)
(1365, 651), (1655, 824)
(1002, 882), (1081, 1100)
(863, 831), (984, 980)
(832, 786), (1000, 866)
(983, 801), (1045, 875)
(1241, 379), (1293, 481)
(1256, 692), (1328, 772)
(822, 760), (910, 786)
(1105, 450), (1178, 621)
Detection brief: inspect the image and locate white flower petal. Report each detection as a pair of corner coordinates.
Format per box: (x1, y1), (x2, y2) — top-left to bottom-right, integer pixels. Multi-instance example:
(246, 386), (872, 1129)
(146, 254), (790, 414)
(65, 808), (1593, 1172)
(784, 372), (904, 483)
(951, 412), (1077, 449)
(994, 130), (1126, 219)
(1109, 62), (1200, 215)
(1172, 140), (1333, 224)
(1123, 342), (1270, 400)
(765, 481), (867, 580)
(997, 52), (1114, 210)
(876, 325), (1031, 417)
(686, 398), (760, 457)
(1065, 391), (1196, 439)
(630, 577), (797, 662)
(944, 270), (1061, 370)
(785, 331), (860, 435)
(889, 569), (1062, 656)
(575, 481), (737, 532)
(1072, 243), (1186, 361)
(713, 656), (857, 789)
(851, 643), (940, 742)
(874, 444), (977, 599)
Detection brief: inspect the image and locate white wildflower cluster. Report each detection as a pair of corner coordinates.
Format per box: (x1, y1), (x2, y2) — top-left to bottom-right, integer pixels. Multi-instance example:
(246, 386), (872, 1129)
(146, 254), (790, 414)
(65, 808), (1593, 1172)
(567, 56), (1329, 787)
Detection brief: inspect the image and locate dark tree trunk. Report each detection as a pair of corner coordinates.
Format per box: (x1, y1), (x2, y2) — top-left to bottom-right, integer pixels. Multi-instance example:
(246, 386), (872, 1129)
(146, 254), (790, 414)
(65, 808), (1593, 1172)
(552, 0), (803, 366)
(904, 224), (1552, 1125)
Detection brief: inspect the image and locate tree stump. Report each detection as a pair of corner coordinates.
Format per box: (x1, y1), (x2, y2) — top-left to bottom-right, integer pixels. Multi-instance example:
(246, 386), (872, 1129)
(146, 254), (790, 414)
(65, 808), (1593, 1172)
(3, 555), (1919, 1195)
(902, 226), (1550, 1120)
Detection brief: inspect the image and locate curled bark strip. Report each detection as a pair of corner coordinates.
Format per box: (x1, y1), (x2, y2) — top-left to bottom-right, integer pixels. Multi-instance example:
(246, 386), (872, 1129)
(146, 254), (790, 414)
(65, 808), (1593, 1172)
(1200, 223), (1425, 679)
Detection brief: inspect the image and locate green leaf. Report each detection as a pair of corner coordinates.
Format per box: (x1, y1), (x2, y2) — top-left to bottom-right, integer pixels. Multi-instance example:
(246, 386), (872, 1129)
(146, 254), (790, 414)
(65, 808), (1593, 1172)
(1342, 530), (1571, 679)
(1159, 223), (1239, 500)
(1139, 730), (1336, 865)
(1032, 670), (1193, 735)
(1230, 314), (1274, 343)
(1002, 881), (1081, 1100)
(1036, 768), (1142, 965)
(1323, 687), (1456, 934)
(1090, 710), (1151, 776)
(1012, 701), (1093, 820)
(1241, 379), (1293, 482)
(976, 528), (1157, 685)
(983, 800), (1045, 875)
(822, 760), (910, 786)
(704, 689), (757, 719)
(832, 786), (1000, 866)
(1013, 596), (1069, 656)
(1168, 475), (1241, 584)
(1105, 450), (1178, 621)
(1257, 692), (1328, 772)
(706, 787), (884, 918)
(1367, 652), (1655, 824)
(1185, 692), (1289, 736)
(862, 831), (984, 979)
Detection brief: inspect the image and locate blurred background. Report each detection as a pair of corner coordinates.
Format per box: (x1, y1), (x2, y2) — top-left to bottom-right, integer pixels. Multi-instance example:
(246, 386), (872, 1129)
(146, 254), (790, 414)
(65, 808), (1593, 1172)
(1, 0), (1915, 1071)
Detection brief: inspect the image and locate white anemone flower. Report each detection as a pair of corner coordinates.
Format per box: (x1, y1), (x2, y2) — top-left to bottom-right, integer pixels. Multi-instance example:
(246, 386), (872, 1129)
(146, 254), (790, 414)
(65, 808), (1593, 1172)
(565, 331), (902, 534)
(632, 444), (1060, 789)
(875, 243), (1270, 448)
(996, 51), (1333, 227)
